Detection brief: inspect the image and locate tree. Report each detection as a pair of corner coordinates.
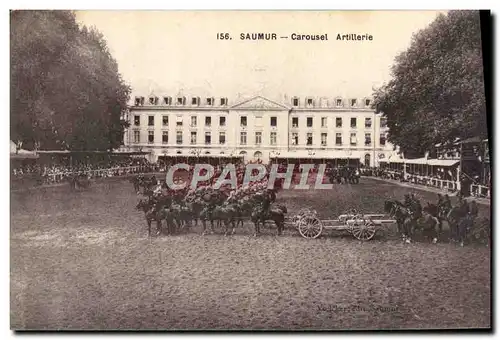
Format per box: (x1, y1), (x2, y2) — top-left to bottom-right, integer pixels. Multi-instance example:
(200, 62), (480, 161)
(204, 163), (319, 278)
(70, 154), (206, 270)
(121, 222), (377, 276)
(10, 10), (131, 151)
(372, 11), (487, 158)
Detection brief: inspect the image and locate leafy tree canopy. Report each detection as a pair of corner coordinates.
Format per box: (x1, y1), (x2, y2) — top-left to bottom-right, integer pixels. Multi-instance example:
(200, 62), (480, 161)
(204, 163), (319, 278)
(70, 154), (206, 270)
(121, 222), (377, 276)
(372, 11), (487, 158)
(11, 10), (131, 151)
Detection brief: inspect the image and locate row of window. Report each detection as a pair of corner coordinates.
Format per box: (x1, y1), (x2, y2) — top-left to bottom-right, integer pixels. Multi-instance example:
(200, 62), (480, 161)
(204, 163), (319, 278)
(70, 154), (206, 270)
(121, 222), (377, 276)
(134, 115), (388, 129)
(291, 132), (386, 147)
(133, 131), (275, 146)
(134, 96), (372, 108)
(133, 130), (387, 147)
(292, 117), (386, 129)
(135, 96), (228, 107)
(135, 115), (228, 128)
(292, 97), (371, 108)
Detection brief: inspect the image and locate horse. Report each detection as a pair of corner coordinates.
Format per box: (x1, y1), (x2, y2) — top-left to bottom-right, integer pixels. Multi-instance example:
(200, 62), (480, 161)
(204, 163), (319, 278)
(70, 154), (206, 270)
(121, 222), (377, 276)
(250, 203), (288, 237)
(161, 202), (186, 235)
(199, 203), (234, 236)
(424, 203), (444, 234)
(182, 199), (205, 228)
(129, 175), (141, 193)
(447, 199), (480, 246)
(136, 199), (162, 237)
(234, 197), (256, 228)
(384, 199), (414, 242)
(250, 192), (287, 236)
(418, 206), (440, 243)
(218, 202), (241, 236)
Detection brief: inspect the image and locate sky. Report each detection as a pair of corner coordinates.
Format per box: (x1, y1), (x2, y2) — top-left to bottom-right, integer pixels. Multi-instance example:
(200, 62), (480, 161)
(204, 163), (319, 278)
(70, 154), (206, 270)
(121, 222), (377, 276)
(75, 10), (446, 103)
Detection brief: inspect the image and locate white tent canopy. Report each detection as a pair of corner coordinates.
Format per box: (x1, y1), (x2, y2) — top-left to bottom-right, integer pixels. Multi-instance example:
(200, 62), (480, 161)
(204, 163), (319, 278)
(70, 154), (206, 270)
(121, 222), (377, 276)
(380, 157), (459, 167)
(405, 158), (428, 165)
(426, 159), (460, 167)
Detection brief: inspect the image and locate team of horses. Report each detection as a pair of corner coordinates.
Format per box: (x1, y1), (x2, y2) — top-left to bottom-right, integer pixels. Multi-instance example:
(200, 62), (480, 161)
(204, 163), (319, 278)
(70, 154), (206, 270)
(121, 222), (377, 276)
(133, 176), (287, 238)
(328, 166), (361, 184)
(384, 195), (486, 246)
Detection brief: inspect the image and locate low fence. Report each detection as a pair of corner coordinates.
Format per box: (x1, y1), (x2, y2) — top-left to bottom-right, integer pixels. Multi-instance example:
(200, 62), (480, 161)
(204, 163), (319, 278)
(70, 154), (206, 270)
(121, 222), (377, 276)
(368, 171), (459, 193)
(470, 184), (490, 199)
(408, 176), (458, 192)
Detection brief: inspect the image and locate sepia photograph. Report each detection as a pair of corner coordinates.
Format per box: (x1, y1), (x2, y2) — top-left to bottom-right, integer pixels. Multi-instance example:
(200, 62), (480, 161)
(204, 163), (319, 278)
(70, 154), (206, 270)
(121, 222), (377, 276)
(10, 9), (491, 331)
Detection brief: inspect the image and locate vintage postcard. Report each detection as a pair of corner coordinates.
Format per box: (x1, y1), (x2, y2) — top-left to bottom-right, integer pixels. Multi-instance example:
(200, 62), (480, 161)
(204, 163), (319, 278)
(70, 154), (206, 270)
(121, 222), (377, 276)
(10, 10), (491, 331)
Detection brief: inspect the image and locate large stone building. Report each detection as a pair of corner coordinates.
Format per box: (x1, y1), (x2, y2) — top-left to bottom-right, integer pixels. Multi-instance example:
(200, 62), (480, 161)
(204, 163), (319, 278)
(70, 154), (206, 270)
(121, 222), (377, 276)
(121, 93), (397, 166)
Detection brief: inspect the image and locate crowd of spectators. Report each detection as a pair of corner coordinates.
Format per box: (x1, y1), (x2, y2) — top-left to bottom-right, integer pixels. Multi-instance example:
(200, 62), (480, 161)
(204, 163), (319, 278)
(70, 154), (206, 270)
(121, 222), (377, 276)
(11, 156), (261, 188)
(11, 157), (157, 186)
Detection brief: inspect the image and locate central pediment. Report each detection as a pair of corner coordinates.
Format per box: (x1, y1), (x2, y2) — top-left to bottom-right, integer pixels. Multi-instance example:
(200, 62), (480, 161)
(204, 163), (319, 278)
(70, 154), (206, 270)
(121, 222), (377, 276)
(230, 95), (290, 110)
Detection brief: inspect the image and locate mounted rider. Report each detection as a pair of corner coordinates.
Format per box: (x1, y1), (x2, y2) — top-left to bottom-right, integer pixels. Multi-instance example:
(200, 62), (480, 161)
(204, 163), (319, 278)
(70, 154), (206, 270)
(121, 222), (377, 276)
(152, 180), (163, 197)
(403, 194), (412, 211)
(150, 175), (158, 186)
(404, 193), (422, 221)
(251, 191), (269, 218)
(443, 194), (452, 212)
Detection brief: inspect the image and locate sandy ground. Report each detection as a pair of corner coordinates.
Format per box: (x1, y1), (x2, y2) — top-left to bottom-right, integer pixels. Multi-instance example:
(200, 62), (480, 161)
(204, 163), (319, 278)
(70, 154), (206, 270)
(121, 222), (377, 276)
(10, 178), (491, 330)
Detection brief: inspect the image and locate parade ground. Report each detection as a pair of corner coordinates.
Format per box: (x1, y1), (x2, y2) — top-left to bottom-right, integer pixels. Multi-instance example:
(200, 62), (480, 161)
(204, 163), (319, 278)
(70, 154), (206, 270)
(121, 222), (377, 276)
(10, 177), (491, 330)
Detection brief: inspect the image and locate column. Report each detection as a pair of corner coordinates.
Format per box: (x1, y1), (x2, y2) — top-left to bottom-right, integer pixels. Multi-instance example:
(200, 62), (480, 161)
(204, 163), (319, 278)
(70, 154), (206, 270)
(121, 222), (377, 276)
(456, 166), (461, 191)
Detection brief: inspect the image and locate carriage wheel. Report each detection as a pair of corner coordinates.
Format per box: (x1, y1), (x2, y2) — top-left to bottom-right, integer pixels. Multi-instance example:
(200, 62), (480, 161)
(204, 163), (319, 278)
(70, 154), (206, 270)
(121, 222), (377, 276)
(351, 219), (376, 241)
(298, 216), (323, 239)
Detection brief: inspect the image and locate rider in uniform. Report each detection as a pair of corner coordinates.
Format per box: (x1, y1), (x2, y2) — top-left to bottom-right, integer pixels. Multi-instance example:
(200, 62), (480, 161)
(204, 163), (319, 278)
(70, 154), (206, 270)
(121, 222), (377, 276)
(437, 193), (444, 208)
(150, 175), (158, 186)
(411, 194), (422, 220)
(153, 180), (163, 197)
(467, 200), (478, 229)
(403, 194), (412, 211)
(204, 191), (217, 221)
(443, 194), (452, 212)
(404, 193), (421, 224)
(457, 197), (470, 243)
(252, 192), (268, 218)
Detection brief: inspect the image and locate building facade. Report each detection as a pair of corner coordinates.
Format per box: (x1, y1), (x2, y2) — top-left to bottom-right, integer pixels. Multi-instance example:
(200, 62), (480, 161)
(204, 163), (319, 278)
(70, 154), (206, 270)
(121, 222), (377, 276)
(121, 94), (397, 166)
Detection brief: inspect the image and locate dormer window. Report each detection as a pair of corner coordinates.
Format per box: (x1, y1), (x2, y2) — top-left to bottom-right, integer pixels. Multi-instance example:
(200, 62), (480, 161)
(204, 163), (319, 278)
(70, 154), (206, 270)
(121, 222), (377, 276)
(351, 99), (357, 107)
(177, 96), (186, 105)
(220, 97), (228, 106)
(365, 98), (371, 107)
(306, 98), (314, 107)
(206, 97), (214, 106)
(135, 96), (145, 106)
(163, 96), (172, 105)
(292, 97), (299, 107)
(192, 97), (200, 106)
(149, 96), (158, 105)
(336, 98), (343, 107)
